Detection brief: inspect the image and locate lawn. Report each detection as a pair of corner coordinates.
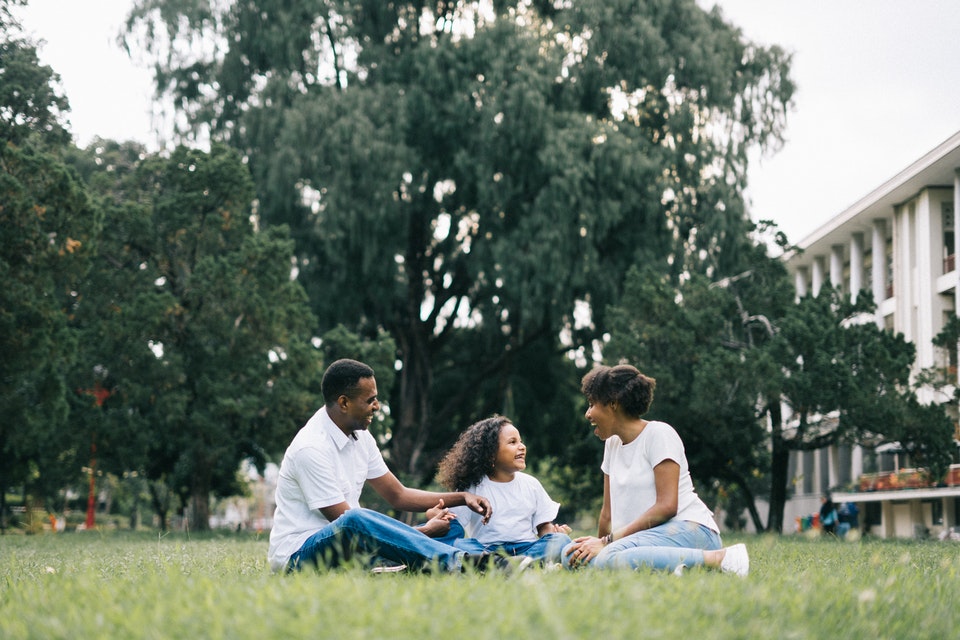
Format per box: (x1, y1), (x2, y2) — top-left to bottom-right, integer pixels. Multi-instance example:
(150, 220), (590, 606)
(1, 530), (958, 639)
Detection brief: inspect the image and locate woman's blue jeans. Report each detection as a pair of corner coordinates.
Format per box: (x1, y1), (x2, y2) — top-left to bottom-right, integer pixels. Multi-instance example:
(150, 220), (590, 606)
(287, 508), (464, 573)
(562, 519), (722, 572)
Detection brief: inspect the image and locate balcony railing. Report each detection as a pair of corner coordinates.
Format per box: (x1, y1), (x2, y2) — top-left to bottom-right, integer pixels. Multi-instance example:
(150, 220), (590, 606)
(857, 465), (960, 492)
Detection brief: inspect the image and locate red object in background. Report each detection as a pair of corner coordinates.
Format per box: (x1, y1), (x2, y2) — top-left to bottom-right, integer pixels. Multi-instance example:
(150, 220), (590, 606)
(78, 383), (111, 530)
(85, 435), (97, 529)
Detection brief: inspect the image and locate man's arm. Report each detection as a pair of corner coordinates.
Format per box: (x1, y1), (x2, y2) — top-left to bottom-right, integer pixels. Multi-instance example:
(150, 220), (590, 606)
(367, 471), (491, 523)
(319, 502), (349, 522)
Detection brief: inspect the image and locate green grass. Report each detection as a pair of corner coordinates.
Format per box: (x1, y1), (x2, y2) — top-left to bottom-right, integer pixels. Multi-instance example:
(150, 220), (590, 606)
(1, 531), (958, 639)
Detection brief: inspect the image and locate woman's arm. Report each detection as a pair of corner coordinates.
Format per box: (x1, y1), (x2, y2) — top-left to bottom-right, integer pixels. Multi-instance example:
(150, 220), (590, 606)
(611, 459), (679, 540)
(565, 474), (612, 565)
(597, 473), (612, 537)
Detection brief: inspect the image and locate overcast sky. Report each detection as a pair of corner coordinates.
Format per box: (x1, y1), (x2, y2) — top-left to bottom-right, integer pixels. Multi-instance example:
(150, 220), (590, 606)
(17, 0), (960, 244)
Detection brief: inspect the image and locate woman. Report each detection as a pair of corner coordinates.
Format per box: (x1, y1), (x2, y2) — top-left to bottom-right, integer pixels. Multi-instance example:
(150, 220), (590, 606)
(563, 364), (749, 576)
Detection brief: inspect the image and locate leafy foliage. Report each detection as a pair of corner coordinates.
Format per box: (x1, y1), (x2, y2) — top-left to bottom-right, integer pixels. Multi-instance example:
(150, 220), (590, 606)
(0, 11), (99, 511)
(124, 0), (795, 480)
(65, 143), (321, 529)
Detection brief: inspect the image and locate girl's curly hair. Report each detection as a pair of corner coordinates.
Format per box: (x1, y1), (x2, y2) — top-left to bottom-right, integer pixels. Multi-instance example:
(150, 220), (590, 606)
(436, 415), (511, 491)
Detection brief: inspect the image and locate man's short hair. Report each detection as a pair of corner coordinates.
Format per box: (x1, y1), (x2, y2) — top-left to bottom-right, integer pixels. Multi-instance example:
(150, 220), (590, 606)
(321, 359), (375, 405)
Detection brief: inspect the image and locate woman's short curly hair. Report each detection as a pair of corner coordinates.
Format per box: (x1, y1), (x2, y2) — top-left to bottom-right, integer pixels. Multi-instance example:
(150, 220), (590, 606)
(580, 364), (656, 418)
(436, 415), (512, 491)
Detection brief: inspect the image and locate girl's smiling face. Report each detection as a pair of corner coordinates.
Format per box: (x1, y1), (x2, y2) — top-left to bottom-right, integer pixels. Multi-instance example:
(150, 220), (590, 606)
(491, 423), (526, 480)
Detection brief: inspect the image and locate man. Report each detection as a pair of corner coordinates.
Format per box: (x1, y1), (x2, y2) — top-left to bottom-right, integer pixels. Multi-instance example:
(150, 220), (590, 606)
(267, 358), (500, 573)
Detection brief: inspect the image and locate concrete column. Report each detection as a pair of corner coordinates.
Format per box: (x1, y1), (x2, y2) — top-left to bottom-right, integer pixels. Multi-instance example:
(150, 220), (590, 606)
(811, 256), (825, 296)
(851, 445), (863, 480)
(915, 193), (934, 369)
(830, 245), (844, 291)
(850, 233), (864, 302)
(872, 220), (887, 294)
(794, 267), (808, 300)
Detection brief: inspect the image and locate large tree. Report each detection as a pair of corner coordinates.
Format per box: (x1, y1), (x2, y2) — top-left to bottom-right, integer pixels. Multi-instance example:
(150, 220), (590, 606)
(0, 2), (100, 525)
(605, 252), (957, 534)
(762, 287), (956, 532)
(65, 142), (321, 530)
(604, 258), (784, 532)
(125, 0), (794, 479)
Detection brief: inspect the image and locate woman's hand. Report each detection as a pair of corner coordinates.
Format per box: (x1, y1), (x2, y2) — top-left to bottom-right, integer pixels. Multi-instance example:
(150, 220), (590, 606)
(564, 535), (606, 566)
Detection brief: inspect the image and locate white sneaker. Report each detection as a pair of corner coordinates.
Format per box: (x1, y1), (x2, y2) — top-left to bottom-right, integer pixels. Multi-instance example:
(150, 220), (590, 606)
(370, 563), (407, 574)
(672, 563), (686, 577)
(515, 556), (537, 573)
(720, 543), (749, 577)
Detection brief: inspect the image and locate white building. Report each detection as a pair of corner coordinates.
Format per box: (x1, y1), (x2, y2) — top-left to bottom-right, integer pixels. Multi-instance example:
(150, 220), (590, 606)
(781, 131), (960, 539)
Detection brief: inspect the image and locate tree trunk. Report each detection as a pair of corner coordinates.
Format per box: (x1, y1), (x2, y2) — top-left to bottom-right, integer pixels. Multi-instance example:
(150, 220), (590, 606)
(767, 403), (789, 533)
(734, 476), (765, 533)
(391, 303), (435, 480)
(191, 473), (212, 532)
(148, 480), (169, 532)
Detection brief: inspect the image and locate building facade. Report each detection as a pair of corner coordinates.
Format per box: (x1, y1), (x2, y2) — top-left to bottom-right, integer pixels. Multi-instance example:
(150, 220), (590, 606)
(780, 131), (960, 539)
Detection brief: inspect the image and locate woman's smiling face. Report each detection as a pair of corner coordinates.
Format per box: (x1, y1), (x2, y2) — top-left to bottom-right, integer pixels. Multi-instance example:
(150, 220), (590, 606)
(585, 399), (617, 440)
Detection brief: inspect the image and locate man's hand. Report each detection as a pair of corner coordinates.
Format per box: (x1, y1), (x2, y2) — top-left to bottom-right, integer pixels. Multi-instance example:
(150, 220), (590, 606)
(462, 492), (493, 524)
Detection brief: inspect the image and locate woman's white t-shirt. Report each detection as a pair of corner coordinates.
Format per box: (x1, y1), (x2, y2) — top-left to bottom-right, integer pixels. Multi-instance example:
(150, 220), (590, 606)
(450, 473), (559, 544)
(601, 420), (718, 534)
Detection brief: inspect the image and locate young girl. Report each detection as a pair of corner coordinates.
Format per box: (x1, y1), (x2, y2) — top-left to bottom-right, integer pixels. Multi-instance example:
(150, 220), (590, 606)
(434, 415), (572, 564)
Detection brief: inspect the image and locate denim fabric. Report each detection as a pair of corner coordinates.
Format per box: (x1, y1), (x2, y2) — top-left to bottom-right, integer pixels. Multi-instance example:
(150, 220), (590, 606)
(562, 519), (722, 572)
(434, 517), (571, 563)
(287, 508), (464, 572)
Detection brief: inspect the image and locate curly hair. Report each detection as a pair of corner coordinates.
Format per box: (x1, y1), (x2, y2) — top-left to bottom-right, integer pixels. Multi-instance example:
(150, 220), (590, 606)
(581, 364), (656, 418)
(436, 415), (512, 491)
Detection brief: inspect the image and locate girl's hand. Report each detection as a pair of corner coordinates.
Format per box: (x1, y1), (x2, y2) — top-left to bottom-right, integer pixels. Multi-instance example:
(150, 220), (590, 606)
(564, 536), (605, 566)
(418, 500), (456, 538)
(425, 499), (447, 520)
(541, 522), (572, 534)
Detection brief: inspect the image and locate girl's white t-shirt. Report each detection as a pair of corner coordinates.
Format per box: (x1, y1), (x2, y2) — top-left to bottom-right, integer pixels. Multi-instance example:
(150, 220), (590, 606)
(601, 420), (719, 534)
(450, 473), (559, 544)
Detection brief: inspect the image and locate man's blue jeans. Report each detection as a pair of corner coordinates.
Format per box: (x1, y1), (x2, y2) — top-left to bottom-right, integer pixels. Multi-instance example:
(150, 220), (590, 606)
(561, 519), (722, 572)
(287, 508), (464, 572)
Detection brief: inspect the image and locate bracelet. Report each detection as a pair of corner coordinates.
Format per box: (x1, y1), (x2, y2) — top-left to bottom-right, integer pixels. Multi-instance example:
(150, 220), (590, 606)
(602, 533), (612, 545)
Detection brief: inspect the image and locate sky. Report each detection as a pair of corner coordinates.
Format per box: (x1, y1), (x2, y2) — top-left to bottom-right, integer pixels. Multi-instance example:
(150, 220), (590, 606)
(16, 0), (960, 244)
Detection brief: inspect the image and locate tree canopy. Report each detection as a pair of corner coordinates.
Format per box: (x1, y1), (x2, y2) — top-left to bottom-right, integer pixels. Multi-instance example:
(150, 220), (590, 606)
(0, 3), (99, 517)
(65, 143), (322, 529)
(124, 0), (796, 480)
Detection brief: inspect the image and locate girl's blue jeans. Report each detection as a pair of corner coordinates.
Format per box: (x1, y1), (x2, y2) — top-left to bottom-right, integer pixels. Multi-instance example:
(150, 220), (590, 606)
(561, 519), (722, 572)
(435, 519), (571, 563)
